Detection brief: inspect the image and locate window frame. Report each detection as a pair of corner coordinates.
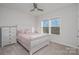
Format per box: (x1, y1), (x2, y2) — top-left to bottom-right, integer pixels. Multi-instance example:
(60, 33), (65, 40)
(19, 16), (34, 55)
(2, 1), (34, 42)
(40, 18), (61, 35)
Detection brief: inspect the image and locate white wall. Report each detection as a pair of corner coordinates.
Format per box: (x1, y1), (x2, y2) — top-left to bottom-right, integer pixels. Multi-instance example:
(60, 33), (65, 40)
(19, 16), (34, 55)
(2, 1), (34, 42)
(36, 4), (78, 48)
(77, 4), (79, 46)
(0, 6), (36, 29)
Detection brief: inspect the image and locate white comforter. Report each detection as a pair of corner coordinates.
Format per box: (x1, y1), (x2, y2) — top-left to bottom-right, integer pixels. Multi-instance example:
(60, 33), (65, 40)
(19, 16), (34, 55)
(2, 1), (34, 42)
(17, 33), (48, 40)
(17, 33), (49, 54)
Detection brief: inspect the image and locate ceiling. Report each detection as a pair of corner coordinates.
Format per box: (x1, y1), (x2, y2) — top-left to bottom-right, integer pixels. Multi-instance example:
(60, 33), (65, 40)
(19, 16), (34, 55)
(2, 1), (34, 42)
(0, 3), (73, 16)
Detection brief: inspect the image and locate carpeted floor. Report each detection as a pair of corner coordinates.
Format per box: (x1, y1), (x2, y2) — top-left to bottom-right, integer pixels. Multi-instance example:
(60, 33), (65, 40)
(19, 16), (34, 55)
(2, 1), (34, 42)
(0, 42), (78, 55)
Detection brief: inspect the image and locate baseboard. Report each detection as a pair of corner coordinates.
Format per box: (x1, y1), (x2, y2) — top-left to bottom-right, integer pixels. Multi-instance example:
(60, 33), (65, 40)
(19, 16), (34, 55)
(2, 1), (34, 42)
(50, 40), (79, 49)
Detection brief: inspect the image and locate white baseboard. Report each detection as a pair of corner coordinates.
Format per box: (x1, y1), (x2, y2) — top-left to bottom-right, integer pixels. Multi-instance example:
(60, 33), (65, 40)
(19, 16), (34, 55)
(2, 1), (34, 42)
(50, 40), (79, 49)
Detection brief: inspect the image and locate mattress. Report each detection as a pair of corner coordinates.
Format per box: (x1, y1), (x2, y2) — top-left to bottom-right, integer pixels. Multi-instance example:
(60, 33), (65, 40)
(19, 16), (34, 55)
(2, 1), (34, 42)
(18, 33), (48, 40)
(30, 33), (48, 40)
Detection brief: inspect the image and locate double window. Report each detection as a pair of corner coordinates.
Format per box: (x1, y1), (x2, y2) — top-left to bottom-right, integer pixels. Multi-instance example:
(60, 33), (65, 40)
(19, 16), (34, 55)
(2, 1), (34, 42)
(41, 18), (60, 35)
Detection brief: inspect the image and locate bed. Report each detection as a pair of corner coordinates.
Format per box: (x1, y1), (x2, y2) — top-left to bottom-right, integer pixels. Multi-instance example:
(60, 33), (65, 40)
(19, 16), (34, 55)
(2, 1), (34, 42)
(16, 29), (50, 55)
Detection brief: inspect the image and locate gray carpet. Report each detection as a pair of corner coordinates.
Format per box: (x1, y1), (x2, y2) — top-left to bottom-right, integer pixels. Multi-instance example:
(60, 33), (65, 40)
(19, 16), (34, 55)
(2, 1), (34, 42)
(0, 42), (78, 55)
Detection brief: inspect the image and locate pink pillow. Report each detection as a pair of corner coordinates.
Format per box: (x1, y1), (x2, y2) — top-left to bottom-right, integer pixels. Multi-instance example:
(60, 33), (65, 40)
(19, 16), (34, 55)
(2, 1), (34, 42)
(17, 28), (32, 34)
(17, 29), (24, 34)
(24, 29), (32, 34)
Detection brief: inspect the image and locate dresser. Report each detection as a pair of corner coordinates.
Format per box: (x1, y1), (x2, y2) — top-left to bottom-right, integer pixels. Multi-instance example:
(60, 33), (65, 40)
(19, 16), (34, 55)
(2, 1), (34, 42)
(0, 26), (16, 47)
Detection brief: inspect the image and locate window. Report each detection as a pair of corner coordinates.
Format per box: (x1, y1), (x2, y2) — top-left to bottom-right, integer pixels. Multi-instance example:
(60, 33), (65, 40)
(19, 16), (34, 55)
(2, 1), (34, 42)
(51, 18), (60, 34)
(43, 20), (49, 33)
(41, 18), (60, 35)
(41, 20), (49, 33)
